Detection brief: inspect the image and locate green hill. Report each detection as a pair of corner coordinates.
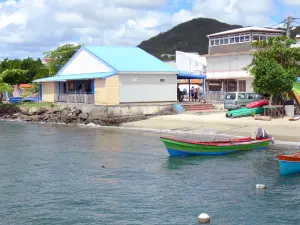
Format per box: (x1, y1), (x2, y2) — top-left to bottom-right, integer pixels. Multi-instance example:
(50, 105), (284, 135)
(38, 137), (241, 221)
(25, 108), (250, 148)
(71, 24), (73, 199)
(138, 17), (299, 59)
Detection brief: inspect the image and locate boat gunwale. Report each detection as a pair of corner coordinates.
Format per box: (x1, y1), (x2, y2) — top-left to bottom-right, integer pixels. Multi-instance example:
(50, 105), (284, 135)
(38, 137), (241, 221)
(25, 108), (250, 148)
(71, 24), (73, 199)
(277, 154), (300, 162)
(160, 136), (270, 147)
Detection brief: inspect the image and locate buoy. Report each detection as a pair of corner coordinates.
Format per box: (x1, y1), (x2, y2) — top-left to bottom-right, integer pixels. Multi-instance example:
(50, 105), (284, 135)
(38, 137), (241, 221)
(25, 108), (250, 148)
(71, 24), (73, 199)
(256, 184), (266, 189)
(198, 213), (210, 223)
(102, 165), (105, 168)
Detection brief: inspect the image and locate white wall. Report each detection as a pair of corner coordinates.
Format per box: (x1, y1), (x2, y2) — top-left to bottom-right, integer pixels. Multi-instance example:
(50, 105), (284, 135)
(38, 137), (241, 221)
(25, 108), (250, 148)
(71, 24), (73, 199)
(175, 51), (206, 73)
(59, 49), (112, 75)
(206, 54), (252, 72)
(119, 74), (177, 103)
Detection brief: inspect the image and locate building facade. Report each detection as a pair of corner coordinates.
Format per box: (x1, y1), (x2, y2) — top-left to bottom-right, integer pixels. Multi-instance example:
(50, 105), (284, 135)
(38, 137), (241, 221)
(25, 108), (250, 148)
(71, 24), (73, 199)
(205, 27), (285, 94)
(35, 46), (178, 105)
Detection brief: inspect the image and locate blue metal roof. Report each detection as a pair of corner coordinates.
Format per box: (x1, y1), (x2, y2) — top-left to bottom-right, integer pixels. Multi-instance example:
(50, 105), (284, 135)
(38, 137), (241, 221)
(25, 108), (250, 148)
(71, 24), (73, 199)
(83, 46), (178, 73)
(177, 71), (207, 79)
(33, 72), (117, 83)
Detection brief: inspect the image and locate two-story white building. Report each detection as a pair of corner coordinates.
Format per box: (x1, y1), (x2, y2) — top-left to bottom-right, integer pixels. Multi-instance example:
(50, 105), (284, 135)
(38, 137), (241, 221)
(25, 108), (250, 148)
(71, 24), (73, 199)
(204, 27), (285, 94)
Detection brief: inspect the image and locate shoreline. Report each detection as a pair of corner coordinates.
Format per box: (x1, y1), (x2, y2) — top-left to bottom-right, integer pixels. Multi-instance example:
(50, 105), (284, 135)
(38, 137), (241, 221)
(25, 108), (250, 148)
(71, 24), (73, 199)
(121, 113), (300, 143)
(2, 116), (300, 149)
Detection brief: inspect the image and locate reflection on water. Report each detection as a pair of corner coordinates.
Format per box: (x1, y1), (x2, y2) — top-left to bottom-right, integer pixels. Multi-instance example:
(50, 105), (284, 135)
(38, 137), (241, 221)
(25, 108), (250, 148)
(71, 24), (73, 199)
(0, 121), (300, 225)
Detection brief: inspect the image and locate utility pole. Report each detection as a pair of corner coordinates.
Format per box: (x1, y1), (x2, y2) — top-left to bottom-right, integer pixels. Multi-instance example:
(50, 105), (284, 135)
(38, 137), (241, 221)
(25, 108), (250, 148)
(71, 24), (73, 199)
(286, 16), (292, 38)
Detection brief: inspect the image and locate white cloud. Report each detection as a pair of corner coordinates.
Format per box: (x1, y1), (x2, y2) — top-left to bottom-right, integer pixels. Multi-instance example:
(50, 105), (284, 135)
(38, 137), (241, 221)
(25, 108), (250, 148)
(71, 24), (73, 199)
(0, 0), (296, 59)
(113, 0), (167, 8)
(283, 0), (300, 5)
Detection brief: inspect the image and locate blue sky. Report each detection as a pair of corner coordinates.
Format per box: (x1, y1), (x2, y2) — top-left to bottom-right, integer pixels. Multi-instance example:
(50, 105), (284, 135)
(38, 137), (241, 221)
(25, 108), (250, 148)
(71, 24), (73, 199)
(0, 0), (299, 59)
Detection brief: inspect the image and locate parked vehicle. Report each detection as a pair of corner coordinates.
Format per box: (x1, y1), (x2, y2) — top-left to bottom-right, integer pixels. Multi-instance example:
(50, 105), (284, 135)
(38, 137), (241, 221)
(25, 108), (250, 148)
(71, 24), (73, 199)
(224, 92), (264, 110)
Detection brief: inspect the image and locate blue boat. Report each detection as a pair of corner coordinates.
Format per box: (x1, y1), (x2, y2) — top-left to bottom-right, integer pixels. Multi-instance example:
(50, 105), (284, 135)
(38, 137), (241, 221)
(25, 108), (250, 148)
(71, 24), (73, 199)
(278, 152), (300, 175)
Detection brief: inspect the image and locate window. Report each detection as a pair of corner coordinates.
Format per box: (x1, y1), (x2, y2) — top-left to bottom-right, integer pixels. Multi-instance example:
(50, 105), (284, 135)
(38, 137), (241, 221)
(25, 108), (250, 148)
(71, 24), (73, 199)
(238, 80), (246, 92)
(230, 37), (235, 43)
(160, 79), (165, 82)
(215, 39), (220, 45)
(247, 93), (255, 99)
(235, 36), (240, 43)
(260, 35), (266, 41)
(220, 38), (224, 45)
(253, 35), (259, 41)
(224, 38), (228, 44)
(132, 75), (137, 81)
(210, 39), (214, 46)
(245, 35), (250, 42)
(225, 93), (236, 100)
(240, 35), (245, 42)
(238, 93), (245, 99)
(255, 94), (264, 100)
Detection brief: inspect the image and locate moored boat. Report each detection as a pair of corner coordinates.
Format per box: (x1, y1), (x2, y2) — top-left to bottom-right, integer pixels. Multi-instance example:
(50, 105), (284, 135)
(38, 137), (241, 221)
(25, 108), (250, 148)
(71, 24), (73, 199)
(160, 128), (273, 156)
(277, 152), (300, 175)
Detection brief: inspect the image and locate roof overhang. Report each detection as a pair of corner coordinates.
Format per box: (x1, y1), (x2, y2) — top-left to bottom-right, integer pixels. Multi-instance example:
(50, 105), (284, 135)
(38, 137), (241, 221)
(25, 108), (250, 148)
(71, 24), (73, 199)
(177, 71), (206, 79)
(118, 71), (178, 75)
(207, 27), (285, 38)
(33, 72), (117, 83)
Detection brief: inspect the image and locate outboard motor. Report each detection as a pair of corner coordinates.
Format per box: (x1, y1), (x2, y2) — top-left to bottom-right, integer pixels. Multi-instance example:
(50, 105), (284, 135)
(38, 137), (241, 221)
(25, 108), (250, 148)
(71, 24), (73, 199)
(256, 128), (275, 144)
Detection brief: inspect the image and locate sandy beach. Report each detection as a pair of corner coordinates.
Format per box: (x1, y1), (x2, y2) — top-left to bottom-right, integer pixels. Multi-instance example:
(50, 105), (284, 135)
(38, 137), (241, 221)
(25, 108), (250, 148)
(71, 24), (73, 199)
(122, 112), (300, 142)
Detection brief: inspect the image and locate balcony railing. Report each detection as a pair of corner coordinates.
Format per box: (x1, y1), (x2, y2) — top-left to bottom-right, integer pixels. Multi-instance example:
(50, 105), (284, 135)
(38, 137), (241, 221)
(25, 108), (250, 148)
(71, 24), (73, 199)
(55, 94), (94, 104)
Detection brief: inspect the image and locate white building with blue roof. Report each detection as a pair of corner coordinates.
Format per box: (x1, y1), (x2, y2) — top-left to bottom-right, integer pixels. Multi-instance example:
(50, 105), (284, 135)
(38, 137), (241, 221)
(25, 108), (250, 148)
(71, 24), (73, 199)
(34, 46), (179, 105)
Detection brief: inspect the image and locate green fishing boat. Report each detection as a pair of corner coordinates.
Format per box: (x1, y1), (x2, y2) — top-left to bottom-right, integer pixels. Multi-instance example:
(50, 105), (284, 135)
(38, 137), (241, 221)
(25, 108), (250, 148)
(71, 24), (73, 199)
(160, 128), (273, 156)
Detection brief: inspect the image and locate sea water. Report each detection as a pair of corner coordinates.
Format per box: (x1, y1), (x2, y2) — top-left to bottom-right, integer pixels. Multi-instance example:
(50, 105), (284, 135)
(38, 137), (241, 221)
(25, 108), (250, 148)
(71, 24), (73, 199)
(0, 121), (300, 225)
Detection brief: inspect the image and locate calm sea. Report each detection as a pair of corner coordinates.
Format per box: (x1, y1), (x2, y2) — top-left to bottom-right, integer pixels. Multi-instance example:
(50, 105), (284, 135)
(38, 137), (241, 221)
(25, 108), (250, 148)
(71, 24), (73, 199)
(0, 121), (300, 225)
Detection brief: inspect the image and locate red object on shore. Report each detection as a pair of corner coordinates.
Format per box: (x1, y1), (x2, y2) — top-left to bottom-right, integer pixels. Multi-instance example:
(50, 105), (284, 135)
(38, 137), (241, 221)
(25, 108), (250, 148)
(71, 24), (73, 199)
(246, 100), (269, 108)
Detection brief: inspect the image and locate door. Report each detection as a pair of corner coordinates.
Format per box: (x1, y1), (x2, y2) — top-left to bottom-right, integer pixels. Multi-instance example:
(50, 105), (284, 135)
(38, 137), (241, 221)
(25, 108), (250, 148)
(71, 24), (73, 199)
(39, 84), (43, 101)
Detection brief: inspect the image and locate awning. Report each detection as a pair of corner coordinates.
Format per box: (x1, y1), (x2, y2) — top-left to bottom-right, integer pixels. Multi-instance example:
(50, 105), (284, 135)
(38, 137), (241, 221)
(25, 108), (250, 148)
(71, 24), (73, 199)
(33, 72), (117, 83)
(177, 71), (206, 79)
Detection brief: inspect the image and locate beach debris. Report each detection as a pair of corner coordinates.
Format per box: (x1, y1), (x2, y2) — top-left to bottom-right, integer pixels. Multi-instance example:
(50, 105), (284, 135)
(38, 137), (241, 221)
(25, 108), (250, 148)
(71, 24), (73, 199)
(254, 115), (272, 121)
(198, 213), (210, 223)
(256, 184), (266, 189)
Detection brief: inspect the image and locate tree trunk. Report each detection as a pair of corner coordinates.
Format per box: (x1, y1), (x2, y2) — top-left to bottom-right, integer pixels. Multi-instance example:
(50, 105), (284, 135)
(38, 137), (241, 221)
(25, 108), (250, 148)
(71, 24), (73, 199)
(0, 92), (3, 104)
(269, 94), (273, 105)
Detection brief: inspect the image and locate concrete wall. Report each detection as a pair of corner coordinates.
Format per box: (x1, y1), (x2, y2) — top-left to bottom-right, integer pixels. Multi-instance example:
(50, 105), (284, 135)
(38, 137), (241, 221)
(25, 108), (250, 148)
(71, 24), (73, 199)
(42, 82), (55, 102)
(59, 102), (175, 116)
(59, 49), (112, 75)
(206, 54), (252, 73)
(94, 76), (120, 106)
(119, 73), (177, 103)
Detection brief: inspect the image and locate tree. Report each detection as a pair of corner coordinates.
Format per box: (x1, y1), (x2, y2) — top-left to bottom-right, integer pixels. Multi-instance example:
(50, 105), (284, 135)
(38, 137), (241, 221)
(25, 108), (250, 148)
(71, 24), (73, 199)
(43, 44), (82, 76)
(246, 36), (300, 104)
(0, 76), (13, 104)
(0, 57), (46, 83)
(0, 69), (29, 85)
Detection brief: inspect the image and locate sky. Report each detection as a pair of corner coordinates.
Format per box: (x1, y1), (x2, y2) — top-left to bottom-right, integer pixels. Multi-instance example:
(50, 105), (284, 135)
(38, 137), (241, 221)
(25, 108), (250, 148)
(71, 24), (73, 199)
(0, 0), (300, 60)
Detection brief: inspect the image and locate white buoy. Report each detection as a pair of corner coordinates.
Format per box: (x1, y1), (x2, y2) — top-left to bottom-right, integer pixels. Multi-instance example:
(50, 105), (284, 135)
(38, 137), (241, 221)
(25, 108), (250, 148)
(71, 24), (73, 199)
(256, 184), (266, 189)
(198, 213), (210, 223)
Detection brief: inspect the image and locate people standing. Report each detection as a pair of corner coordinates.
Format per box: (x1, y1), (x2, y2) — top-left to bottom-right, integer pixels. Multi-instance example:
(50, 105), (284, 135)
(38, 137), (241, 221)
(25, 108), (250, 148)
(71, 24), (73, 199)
(191, 86), (195, 101)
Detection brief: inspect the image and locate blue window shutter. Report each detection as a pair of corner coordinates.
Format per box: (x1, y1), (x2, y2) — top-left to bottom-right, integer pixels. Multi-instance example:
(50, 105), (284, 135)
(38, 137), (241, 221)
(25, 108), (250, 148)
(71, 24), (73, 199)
(91, 79), (94, 94)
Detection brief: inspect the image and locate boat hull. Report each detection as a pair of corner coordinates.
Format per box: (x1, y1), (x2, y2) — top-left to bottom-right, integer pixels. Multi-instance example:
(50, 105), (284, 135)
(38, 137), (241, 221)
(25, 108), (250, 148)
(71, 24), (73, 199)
(278, 153), (300, 175)
(161, 137), (270, 156)
(278, 161), (300, 175)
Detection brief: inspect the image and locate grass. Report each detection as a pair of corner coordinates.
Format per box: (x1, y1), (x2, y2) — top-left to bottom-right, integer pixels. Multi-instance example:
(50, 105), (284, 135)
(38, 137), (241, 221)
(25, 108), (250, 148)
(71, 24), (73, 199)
(17, 102), (56, 108)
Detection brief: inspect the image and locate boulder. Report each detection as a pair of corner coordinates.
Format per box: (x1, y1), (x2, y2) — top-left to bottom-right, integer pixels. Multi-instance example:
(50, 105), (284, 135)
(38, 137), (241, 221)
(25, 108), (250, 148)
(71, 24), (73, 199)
(28, 107), (38, 116)
(20, 107), (29, 115)
(37, 107), (48, 115)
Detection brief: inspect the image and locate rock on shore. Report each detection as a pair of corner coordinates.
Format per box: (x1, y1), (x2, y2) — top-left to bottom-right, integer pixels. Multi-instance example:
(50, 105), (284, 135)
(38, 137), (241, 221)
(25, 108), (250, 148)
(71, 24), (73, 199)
(0, 104), (175, 126)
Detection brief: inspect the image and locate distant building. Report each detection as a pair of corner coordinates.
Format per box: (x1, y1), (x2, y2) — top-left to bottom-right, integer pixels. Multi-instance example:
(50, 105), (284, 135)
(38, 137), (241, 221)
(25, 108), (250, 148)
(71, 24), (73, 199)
(165, 51), (207, 93)
(292, 34), (300, 48)
(205, 27), (285, 93)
